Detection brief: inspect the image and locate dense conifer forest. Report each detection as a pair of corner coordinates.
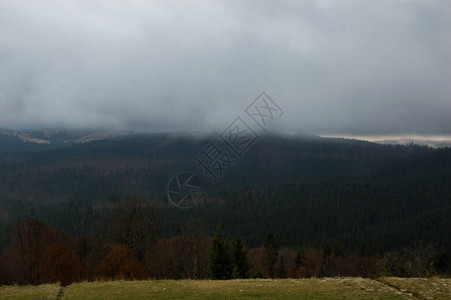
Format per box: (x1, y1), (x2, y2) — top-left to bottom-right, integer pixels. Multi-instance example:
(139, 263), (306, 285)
(1, 132), (450, 284)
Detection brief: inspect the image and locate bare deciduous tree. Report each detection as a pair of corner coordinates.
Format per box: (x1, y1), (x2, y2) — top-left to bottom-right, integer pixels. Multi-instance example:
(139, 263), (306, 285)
(4, 218), (56, 284)
(105, 198), (159, 260)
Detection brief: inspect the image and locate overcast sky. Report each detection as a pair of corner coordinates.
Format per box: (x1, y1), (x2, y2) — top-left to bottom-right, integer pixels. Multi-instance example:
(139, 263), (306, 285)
(0, 0), (450, 135)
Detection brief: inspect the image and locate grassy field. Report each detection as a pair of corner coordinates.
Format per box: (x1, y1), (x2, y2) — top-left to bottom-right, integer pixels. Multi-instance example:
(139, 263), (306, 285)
(1, 278), (450, 300)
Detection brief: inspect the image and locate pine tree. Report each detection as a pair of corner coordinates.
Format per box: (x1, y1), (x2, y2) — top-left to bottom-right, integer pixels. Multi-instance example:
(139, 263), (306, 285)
(231, 235), (250, 279)
(295, 249), (304, 269)
(263, 233), (278, 278)
(208, 224), (232, 279)
(317, 264), (329, 278)
(277, 255), (286, 278)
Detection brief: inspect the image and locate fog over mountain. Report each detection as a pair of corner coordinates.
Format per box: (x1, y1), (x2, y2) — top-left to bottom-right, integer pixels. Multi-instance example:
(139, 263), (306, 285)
(1, 0), (450, 135)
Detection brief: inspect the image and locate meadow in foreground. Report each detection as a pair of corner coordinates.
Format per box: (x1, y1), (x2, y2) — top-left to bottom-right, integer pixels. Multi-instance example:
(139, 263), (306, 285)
(2, 278), (451, 300)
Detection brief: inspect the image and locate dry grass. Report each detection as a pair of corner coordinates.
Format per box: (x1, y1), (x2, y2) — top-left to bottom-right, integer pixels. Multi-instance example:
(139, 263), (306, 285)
(1, 278), (451, 300)
(0, 284), (60, 300)
(379, 277), (451, 300)
(60, 278), (410, 300)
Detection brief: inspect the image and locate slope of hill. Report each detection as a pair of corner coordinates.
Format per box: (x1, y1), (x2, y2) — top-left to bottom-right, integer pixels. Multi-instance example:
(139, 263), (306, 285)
(0, 132), (450, 254)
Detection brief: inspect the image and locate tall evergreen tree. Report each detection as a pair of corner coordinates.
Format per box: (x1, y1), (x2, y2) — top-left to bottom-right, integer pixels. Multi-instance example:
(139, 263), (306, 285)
(208, 224), (232, 279)
(277, 255), (286, 278)
(295, 249), (305, 269)
(263, 233), (278, 278)
(231, 234), (250, 279)
(317, 264), (329, 278)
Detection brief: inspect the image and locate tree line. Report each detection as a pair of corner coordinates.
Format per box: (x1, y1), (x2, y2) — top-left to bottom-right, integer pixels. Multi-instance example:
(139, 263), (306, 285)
(1, 199), (450, 286)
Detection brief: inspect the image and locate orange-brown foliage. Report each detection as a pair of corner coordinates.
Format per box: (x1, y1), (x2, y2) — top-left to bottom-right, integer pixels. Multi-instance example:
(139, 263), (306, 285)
(298, 248), (322, 277)
(41, 242), (87, 286)
(278, 248), (298, 278)
(96, 246), (146, 280)
(248, 247), (266, 276)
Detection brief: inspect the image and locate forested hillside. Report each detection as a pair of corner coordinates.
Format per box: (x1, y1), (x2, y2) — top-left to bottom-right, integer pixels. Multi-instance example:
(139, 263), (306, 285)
(0, 133), (450, 255)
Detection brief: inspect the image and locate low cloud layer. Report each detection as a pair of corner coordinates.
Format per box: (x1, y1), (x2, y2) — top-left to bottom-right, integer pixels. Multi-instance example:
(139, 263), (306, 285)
(1, 0), (450, 135)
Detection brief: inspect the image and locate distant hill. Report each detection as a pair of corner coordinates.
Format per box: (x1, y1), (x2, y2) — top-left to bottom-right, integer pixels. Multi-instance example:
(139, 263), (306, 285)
(0, 128), (139, 152)
(0, 131), (450, 254)
(375, 138), (451, 148)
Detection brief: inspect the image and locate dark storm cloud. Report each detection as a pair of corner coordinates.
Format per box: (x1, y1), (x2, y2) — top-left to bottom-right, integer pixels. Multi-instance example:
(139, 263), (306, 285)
(0, 0), (450, 134)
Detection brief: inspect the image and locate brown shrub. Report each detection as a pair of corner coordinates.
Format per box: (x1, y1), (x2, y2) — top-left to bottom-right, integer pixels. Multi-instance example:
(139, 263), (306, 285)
(278, 248), (298, 278)
(41, 242), (87, 286)
(248, 247), (266, 277)
(96, 246), (146, 280)
(301, 248), (323, 277)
